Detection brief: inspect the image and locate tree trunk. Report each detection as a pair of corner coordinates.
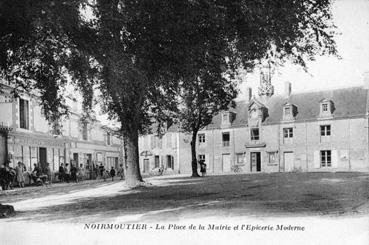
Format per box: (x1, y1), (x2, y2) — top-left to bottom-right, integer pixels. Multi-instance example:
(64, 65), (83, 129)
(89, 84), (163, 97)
(190, 130), (200, 177)
(123, 129), (143, 187)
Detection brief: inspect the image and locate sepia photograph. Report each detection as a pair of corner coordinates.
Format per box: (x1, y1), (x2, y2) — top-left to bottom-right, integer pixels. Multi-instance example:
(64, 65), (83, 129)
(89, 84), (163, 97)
(0, 0), (368, 244)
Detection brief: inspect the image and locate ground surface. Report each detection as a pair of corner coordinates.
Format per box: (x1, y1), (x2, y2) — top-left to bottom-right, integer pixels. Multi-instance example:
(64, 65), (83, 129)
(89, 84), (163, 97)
(0, 172), (368, 223)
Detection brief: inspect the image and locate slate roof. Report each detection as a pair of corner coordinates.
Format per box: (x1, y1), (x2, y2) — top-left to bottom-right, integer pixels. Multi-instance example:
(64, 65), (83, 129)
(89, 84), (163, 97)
(206, 86), (368, 129)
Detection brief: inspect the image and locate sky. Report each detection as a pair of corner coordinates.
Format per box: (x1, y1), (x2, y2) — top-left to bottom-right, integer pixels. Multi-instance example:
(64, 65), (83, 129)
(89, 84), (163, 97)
(238, 0), (369, 99)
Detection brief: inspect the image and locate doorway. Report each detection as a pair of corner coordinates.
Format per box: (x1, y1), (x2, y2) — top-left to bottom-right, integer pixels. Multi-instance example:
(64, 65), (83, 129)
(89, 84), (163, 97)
(154, 155), (160, 168)
(250, 152), (261, 172)
(167, 155), (174, 169)
(143, 159), (150, 173)
(283, 152), (294, 172)
(222, 154), (231, 172)
(39, 147), (47, 170)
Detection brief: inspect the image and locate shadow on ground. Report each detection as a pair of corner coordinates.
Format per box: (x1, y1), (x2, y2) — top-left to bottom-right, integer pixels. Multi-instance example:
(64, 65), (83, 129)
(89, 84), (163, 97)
(2, 172), (369, 223)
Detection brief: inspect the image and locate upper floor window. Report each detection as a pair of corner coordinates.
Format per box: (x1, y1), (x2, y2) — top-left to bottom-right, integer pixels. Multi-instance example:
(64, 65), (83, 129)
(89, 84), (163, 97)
(106, 132), (111, 145)
(283, 128), (293, 138)
(19, 98), (29, 129)
(320, 125), (331, 136)
(82, 123), (88, 140)
(284, 107), (291, 116)
(250, 128), (259, 141)
(321, 150), (331, 167)
(222, 132), (230, 147)
(198, 154), (205, 162)
(198, 133), (205, 143)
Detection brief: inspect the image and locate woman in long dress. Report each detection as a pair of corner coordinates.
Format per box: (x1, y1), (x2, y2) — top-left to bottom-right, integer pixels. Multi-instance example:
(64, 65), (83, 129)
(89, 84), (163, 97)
(15, 162), (25, 188)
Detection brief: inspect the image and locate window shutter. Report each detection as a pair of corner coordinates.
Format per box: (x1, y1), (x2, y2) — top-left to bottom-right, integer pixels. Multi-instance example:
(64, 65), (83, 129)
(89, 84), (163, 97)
(331, 150), (338, 168)
(313, 151), (320, 168)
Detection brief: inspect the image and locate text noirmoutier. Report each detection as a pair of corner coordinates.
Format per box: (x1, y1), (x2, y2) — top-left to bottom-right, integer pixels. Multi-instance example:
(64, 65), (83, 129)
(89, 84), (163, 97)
(84, 223), (305, 231)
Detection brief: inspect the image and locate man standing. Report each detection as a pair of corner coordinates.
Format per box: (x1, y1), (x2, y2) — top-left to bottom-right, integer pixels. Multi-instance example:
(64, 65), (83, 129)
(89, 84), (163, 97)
(58, 163), (65, 182)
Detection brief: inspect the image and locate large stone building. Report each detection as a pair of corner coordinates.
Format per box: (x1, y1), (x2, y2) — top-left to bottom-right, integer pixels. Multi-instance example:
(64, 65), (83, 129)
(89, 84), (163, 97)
(139, 78), (369, 174)
(0, 80), (123, 176)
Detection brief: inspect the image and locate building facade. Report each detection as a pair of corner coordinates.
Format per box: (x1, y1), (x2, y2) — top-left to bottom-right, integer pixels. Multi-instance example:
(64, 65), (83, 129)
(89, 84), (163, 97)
(139, 81), (369, 174)
(0, 80), (123, 177)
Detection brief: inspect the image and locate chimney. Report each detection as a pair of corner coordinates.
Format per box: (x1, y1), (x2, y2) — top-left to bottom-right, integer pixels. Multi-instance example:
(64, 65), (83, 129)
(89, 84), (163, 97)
(284, 81), (292, 97)
(363, 72), (369, 89)
(245, 87), (252, 102)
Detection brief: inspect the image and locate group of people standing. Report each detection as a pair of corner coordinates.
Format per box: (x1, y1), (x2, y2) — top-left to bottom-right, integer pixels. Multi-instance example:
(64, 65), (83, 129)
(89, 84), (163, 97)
(97, 163), (125, 181)
(58, 163), (84, 183)
(0, 161), (53, 190)
(58, 162), (125, 183)
(1, 160), (126, 190)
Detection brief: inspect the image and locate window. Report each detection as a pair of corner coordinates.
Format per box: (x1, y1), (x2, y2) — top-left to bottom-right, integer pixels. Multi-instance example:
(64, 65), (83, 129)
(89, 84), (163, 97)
(198, 134), (205, 143)
(198, 154), (205, 161)
(320, 125), (331, 136)
(268, 152), (276, 164)
(106, 132), (111, 145)
(321, 150), (331, 167)
(284, 107), (291, 116)
(222, 113), (229, 124)
(250, 128), (259, 141)
(322, 103), (328, 112)
(19, 98), (29, 129)
(222, 132), (230, 146)
(236, 153), (244, 164)
(82, 123), (88, 140)
(283, 128), (293, 138)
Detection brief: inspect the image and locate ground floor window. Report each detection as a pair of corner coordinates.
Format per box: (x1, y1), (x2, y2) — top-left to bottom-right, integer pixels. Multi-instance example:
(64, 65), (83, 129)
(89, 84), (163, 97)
(236, 153), (244, 164)
(267, 152), (277, 164)
(321, 150), (331, 167)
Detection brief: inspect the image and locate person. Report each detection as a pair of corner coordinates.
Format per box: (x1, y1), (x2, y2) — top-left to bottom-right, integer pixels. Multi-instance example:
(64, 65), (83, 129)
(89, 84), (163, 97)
(110, 167), (116, 181)
(200, 160), (207, 177)
(118, 164), (124, 180)
(58, 163), (65, 182)
(64, 163), (70, 183)
(99, 163), (104, 179)
(1, 161), (15, 190)
(70, 164), (77, 183)
(31, 163), (42, 185)
(15, 162), (25, 188)
(44, 162), (52, 186)
(78, 164), (84, 181)
(158, 164), (164, 176)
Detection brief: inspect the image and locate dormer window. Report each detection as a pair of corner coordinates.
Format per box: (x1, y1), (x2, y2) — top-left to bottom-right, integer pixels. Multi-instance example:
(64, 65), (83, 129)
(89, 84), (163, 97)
(222, 113), (229, 124)
(319, 99), (334, 117)
(322, 103), (328, 112)
(282, 103), (297, 121)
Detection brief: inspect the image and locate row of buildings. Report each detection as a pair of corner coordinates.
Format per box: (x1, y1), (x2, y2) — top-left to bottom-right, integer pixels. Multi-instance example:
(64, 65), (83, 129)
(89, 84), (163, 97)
(2, 74), (369, 178)
(138, 75), (369, 175)
(0, 80), (123, 176)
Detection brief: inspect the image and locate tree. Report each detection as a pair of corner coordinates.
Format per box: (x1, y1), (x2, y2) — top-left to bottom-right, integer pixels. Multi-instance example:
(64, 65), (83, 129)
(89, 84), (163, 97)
(171, 0), (337, 177)
(0, 0), (337, 186)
